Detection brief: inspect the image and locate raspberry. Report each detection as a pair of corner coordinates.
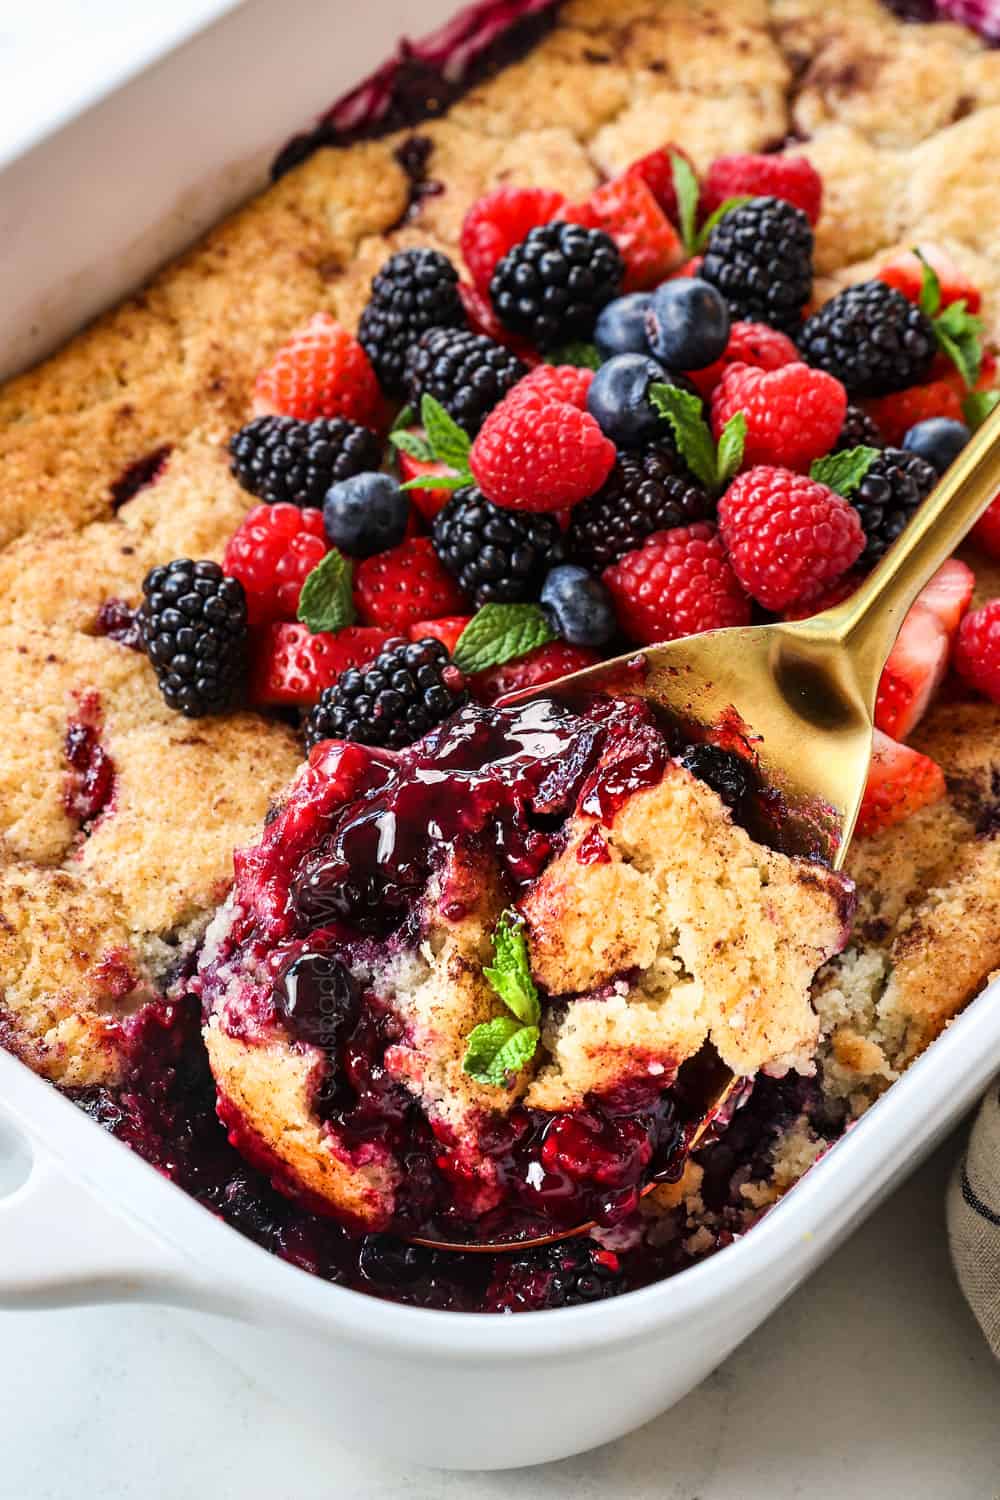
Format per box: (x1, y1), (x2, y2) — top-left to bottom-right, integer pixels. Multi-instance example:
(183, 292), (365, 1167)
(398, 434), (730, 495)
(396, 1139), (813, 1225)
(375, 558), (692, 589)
(717, 467), (865, 610)
(460, 186), (565, 295)
(228, 415), (381, 507)
(710, 361), (847, 472)
(685, 321), (800, 399)
(781, 571), (862, 620)
(488, 221), (623, 349)
(602, 522), (751, 644)
(139, 560), (248, 718)
(877, 244), (982, 315)
(468, 642), (599, 704)
(222, 504), (329, 627)
(353, 536), (469, 632)
(470, 391), (616, 512)
(954, 600), (1000, 702)
(862, 380), (965, 447)
(700, 154), (823, 226)
(971, 495), (1000, 560)
(249, 622), (393, 707)
(304, 636), (467, 751)
(625, 143), (694, 223)
(358, 247), (466, 396)
(253, 313), (382, 428)
(563, 176), (684, 292)
(512, 363), (594, 411)
(700, 197), (813, 335)
(403, 326), (525, 435)
(798, 281), (935, 396)
(567, 444), (713, 573)
(431, 486), (564, 606)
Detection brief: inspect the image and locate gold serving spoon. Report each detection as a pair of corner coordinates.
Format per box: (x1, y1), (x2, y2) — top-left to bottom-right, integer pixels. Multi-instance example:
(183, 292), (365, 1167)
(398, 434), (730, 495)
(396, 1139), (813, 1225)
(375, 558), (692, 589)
(413, 405), (1000, 1255)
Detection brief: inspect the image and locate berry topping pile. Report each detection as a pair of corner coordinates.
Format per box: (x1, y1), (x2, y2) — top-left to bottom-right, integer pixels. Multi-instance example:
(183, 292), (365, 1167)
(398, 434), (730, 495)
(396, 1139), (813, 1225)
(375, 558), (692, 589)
(132, 147), (997, 845)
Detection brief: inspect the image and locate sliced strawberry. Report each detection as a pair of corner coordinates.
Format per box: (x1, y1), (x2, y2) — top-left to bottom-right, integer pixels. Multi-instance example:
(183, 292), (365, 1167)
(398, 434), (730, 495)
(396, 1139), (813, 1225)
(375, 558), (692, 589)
(563, 176), (684, 291)
(874, 559), (974, 738)
(407, 616), (472, 655)
(972, 494), (1000, 560)
(395, 428), (456, 522)
(469, 643), (599, 705)
(877, 244), (981, 315)
(856, 728), (946, 837)
(625, 143), (694, 224)
(863, 380), (965, 447)
(354, 536), (470, 632)
(250, 623), (392, 707)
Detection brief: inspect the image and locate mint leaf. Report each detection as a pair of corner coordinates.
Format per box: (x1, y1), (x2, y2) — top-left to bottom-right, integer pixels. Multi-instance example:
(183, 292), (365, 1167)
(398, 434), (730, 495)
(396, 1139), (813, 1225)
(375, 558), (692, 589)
(389, 428), (434, 462)
(716, 411), (746, 487)
(933, 298), (983, 391)
(483, 910), (540, 1026)
(963, 389), (1000, 429)
(451, 603), (554, 674)
(916, 250), (942, 319)
(650, 382), (718, 491)
(463, 1018), (538, 1087)
(296, 549), (355, 634)
(671, 151), (700, 257)
(391, 403), (415, 432)
(549, 340), (601, 370)
(400, 472), (467, 493)
(694, 194), (753, 253)
(421, 394), (472, 472)
(810, 445), (880, 498)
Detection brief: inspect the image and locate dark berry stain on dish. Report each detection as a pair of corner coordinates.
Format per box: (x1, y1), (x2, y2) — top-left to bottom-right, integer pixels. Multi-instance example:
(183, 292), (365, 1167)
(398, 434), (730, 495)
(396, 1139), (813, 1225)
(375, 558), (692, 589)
(109, 445), (172, 511)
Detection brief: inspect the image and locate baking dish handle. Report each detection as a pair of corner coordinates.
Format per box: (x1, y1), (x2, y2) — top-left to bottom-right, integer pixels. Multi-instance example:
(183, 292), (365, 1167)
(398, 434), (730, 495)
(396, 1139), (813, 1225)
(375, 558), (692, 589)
(0, 1126), (188, 1310)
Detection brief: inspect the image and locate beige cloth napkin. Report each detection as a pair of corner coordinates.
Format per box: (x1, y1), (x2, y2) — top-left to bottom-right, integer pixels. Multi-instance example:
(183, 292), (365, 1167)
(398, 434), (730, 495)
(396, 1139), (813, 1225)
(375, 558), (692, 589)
(948, 1085), (1000, 1356)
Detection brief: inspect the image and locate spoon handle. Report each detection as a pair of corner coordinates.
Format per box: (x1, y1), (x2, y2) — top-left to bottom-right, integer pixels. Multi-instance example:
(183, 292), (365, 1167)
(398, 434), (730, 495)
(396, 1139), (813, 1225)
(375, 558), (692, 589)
(822, 402), (1000, 702)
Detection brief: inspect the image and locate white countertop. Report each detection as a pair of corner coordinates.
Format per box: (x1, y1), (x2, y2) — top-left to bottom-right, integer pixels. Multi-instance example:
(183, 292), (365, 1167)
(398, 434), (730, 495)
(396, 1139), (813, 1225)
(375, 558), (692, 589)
(2, 4), (999, 1495)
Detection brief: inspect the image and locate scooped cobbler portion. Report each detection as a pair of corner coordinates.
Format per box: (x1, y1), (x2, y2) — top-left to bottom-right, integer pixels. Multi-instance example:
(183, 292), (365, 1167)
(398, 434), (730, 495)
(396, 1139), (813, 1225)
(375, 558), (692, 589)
(197, 691), (852, 1240)
(4, 0), (1000, 1311)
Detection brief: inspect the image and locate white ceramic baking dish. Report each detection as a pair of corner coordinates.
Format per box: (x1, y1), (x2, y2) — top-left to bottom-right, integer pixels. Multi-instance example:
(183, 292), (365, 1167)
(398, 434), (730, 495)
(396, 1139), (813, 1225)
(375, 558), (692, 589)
(3, 0), (1000, 1472)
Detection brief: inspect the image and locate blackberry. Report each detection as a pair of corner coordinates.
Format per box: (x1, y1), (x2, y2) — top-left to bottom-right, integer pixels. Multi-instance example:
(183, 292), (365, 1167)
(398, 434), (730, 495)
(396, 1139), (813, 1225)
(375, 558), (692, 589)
(679, 744), (753, 810)
(489, 220), (623, 350)
(228, 415), (381, 506)
(358, 247), (466, 396)
(700, 196), (813, 336)
(140, 559), (247, 717)
(566, 444), (713, 573)
(404, 327), (526, 435)
(486, 1238), (625, 1313)
(432, 486), (564, 606)
(798, 280), (936, 396)
(850, 447), (937, 565)
(304, 636), (466, 751)
(833, 402), (884, 453)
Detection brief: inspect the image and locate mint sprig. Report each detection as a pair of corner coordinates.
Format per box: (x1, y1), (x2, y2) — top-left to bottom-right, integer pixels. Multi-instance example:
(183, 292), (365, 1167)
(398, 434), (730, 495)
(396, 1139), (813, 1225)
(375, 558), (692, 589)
(916, 250), (984, 391)
(463, 911), (541, 1087)
(297, 548), (355, 634)
(668, 153), (751, 256)
(451, 603), (555, 674)
(649, 383), (745, 492)
(549, 340), (601, 370)
(963, 389), (1000, 430)
(693, 195), (753, 253)
(398, 394), (474, 492)
(810, 445), (880, 498)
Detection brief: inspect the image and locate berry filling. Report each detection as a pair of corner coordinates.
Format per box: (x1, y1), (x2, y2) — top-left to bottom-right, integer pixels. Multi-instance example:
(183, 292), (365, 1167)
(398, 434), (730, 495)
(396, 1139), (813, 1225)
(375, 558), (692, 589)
(63, 694), (116, 827)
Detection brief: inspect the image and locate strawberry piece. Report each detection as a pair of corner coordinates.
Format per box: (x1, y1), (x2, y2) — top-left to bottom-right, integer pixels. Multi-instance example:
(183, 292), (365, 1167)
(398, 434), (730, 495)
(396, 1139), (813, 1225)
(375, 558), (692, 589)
(877, 244), (981, 315)
(935, 349), (996, 393)
(874, 559), (974, 737)
(955, 599), (1000, 703)
(249, 622), (392, 706)
(407, 616), (472, 655)
(563, 176), (684, 291)
(671, 254), (704, 279)
(254, 312), (382, 428)
(468, 643), (599, 705)
(856, 729), (946, 837)
(686, 321), (800, 399)
(917, 556), (976, 633)
(353, 536), (469, 632)
(863, 380), (965, 447)
(395, 428), (456, 522)
(460, 186), (565, 295)
(458, 282), (540, 366)
(700, 154), (822, 226)
(470, 390), (615, 512)
(711, 362), (847, 472)
(222, 503), (329, 627)
(602, 522), (751, 645)
(971, 494), (1000, 559)
(625, 143), (695, 224)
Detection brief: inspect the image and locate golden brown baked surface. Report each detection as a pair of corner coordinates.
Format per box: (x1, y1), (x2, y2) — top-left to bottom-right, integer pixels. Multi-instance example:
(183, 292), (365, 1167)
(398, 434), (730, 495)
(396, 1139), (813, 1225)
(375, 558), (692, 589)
(2, 0), (1000, 1110)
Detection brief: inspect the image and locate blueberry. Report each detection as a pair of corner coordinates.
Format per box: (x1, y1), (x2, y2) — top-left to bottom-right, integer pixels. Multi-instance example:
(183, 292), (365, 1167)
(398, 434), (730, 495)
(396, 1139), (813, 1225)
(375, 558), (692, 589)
(645, 278), (730, 371)
(586, 352), (675, 448)
(901, 417), (970, 476)
(541, 564), (616, 647)
(594, 293), (653, 358)
(273, 950), (359, 1051)
(323, 472), (409, 558)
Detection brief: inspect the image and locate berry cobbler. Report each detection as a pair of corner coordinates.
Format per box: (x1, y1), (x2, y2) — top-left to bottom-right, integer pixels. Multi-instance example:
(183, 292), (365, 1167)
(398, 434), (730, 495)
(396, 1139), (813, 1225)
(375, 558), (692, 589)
(3, 0), (1000, 1312)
